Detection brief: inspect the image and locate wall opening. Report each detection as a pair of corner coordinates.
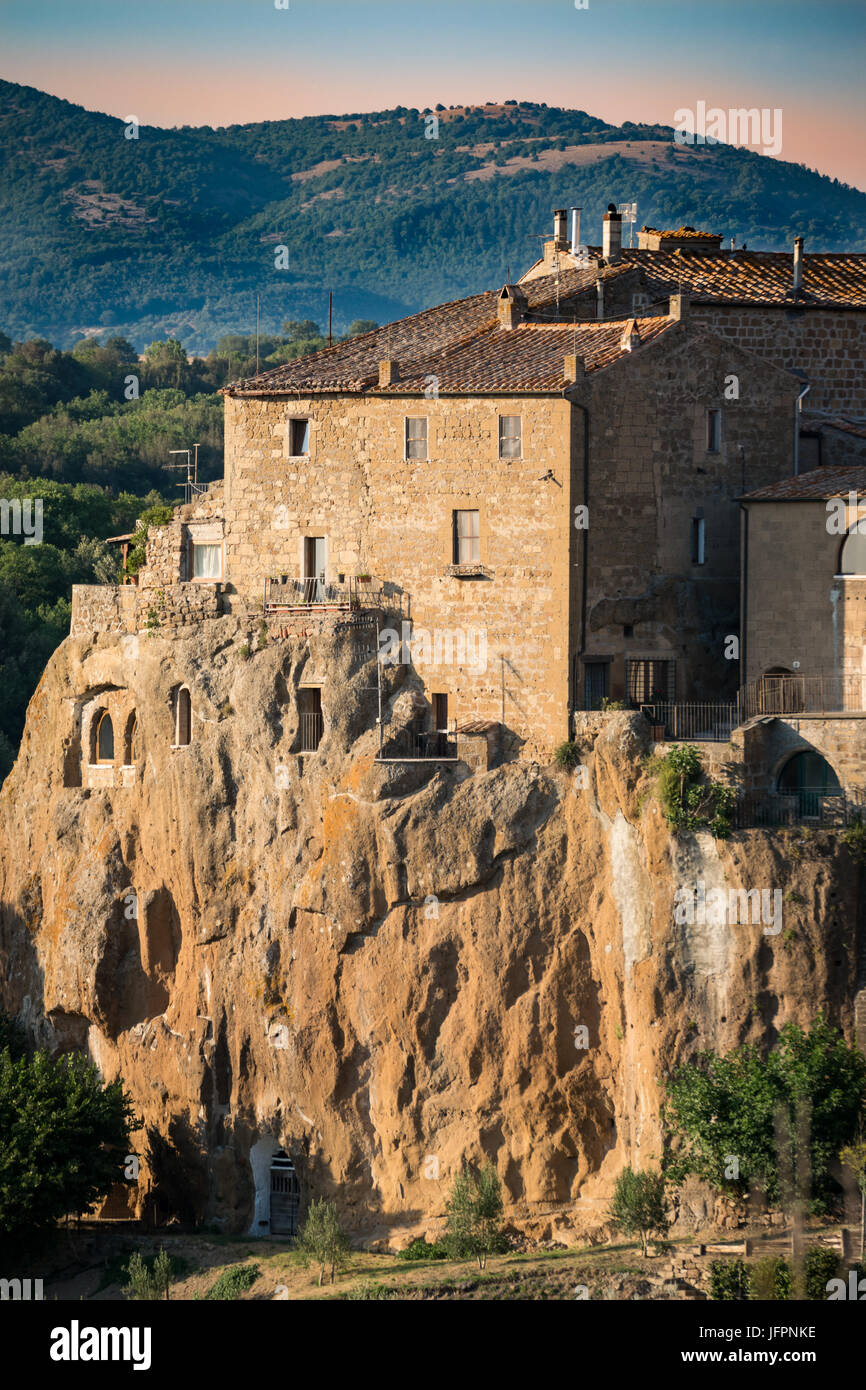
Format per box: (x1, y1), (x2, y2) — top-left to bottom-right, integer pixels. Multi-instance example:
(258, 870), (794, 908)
(94, 710), (114, 764)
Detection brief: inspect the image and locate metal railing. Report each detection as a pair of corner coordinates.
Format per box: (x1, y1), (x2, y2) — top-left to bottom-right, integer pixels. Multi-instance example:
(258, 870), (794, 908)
(731, 787), (866, 830)
(640, 701), (739, 743)
(377, 729), (458, 761)
(741, 673), (866, 719)
(264, 576), (381, 612)
(298, 711), (324, 753)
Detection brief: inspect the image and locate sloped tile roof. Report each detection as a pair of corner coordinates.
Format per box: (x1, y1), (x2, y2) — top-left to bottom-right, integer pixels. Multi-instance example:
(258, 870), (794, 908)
(811, 417), (866, 440)
(226, 299), (674, 396)
(743, 465), (866, 501)
(633, 249), (866, 308)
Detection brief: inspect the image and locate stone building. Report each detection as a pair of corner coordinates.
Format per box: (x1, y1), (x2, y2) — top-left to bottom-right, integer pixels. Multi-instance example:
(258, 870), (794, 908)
(73, 207), (866, 766)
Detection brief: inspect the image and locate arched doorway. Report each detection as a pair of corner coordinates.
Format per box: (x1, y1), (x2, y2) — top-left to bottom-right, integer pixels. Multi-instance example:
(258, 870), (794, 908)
(269, 1151), (301, 1237)
(777, 750), (841, 817)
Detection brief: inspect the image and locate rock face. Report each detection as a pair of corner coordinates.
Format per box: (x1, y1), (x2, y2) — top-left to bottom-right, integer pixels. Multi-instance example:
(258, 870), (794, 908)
(0, 617), (861, 1244)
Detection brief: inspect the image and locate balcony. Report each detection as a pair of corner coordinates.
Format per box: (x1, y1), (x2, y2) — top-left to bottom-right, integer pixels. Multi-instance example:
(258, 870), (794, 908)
(263, 576), (383, 614)
(741, 672), (866, 720)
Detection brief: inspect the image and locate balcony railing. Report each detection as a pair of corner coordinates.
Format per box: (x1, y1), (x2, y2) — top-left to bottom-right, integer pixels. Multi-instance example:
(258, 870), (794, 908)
(376, 729), (458, 762)
(731, 786), (866, 830)
(741, 673), (866, 719)
(640, 701), (738, 743)
(264, 576), (381, 613)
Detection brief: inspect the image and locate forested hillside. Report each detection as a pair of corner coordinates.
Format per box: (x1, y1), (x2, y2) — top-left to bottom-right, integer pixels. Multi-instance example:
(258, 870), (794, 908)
(2, 81), (864, 352)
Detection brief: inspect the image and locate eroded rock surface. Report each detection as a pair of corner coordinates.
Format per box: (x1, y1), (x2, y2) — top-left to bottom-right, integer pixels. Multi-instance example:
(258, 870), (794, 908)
(0, 620), (860, 1244)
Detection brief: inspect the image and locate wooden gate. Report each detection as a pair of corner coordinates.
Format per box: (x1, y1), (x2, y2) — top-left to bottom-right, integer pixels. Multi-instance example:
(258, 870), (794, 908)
(269, 1152), (300, 1236)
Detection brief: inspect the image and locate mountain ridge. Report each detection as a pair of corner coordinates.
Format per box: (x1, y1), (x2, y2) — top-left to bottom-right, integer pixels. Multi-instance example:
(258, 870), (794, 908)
(2, 79), (865, 353)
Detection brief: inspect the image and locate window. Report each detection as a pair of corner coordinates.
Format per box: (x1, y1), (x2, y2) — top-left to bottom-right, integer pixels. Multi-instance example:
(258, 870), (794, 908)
(289, 418), (310, 456)
(298, 688), (323, 753)
(192, 542), (222, 580)
(432, 693), (449, 731)
(174, 687), (191, 747)
(691, 516), (706, 565)
(95, 710), (114, 764)
(706, 408), (722, 453)
(124, 713), (139, 765)
(778, 751), (841, 817)
(499, 415), (522, 460)
(405, 417), (428, 461)
(626, 659), (676, 704)
(453, 510), (480, 564)
(584, 662), (609, 711)
(840, 527), (866, 575)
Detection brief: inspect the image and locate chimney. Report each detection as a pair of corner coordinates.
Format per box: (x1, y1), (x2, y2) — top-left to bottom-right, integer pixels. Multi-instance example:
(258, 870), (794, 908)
(564, 353), (584, 383)
(602, 204), (622, 265)
(620, 318), (641, 353)
(571, 207), (581, 251)
(669, 292), (689, 321)
(378, 360), (396, 387)
(498, 284), (526, 330)
(793, 236), (804, 295)
(553, 208), (569, 249)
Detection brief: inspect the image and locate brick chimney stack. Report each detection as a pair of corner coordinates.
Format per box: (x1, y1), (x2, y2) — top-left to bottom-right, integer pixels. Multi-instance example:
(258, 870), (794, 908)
(602, 204), (622, 265)
(378, 360), (396, 387)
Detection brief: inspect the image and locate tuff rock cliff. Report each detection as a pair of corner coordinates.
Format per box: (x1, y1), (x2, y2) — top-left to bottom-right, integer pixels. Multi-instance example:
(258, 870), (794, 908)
(0, 615), (860, 1245)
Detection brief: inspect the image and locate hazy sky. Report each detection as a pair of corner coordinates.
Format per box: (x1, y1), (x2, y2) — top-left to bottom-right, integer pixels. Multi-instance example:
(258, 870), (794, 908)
(3, 0), (865, 189)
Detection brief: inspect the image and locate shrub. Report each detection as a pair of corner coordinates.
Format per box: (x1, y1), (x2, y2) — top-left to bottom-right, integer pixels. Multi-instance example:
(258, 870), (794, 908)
(554, 741), (581, 770)
(803, 1246), (840, 1300)
(609, 1166), (670, 1255)
(204, 1263), (260, 1300)
(297, 1198), (351, 1286)
(124, 1248), (179, 1301)
(444, 1162), (505, 1270)
(750, 1256), (792, 1301)
(655, 743), (735, 838)
(600, 697), (629, 711)
(710, 1258), (750, 1301)
(125, 505), (175, 578)
(842, 817), (866, 864)
(402, 1236), (450, 1261)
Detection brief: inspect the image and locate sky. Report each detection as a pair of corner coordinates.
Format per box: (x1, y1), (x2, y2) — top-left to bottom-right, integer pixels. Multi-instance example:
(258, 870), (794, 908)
(2, 0), (865, 189)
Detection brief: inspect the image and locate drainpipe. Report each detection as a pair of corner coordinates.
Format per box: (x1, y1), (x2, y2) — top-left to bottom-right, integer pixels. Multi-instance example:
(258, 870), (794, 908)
(793, 382), (811, 475)
(739, 501), (749, 699)
(569, 398), (591, 710)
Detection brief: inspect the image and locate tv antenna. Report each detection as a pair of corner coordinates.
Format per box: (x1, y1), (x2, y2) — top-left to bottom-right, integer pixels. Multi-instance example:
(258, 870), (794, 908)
(168, 445), (202, 504)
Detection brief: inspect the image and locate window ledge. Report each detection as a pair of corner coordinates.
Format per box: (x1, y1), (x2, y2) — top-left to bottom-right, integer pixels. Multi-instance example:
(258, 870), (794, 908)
(446, 563), (492, 579)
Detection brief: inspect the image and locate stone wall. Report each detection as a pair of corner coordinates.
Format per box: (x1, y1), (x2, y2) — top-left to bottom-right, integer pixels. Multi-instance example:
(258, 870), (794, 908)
(71, 582), (224, 638)
(70, 585), (137, 638)
(572, 325), (799, 704)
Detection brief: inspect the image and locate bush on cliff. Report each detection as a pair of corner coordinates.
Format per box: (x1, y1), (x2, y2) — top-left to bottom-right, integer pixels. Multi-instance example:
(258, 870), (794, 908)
(653, 743), (735, 838)
(663, 1016), (866, 1212)
(0, 1020), (140, 1241)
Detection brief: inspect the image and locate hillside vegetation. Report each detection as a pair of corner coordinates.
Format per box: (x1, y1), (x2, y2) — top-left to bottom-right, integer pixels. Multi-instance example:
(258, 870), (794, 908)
(2, 83), (864, 351)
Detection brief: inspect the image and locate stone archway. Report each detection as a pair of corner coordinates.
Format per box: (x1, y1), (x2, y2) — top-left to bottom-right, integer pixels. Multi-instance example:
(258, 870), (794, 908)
(247, 1137), (301, 1237)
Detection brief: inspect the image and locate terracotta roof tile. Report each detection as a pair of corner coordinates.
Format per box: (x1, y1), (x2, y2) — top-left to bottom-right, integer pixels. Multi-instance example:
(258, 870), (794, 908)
(743, 465), (866, 501)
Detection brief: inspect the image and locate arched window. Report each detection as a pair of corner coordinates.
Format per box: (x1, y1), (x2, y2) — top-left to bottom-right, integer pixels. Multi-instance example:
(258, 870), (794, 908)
(174, 687), (191, 747)
(124, 713), (139, 765)
(95, 711), (114, 764)
(778, 751), (841, 815)
(839, 527), (866, 575)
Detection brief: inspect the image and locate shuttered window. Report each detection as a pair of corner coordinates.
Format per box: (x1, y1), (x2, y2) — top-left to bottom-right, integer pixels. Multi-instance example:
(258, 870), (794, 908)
(453, 510), (480, 564)
(499, 415), (522, 459)
(405, 417), (428, 461)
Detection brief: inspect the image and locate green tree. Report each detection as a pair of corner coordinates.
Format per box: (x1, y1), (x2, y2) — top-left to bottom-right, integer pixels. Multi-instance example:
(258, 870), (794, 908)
(296, 1198), (351, 1286)
(609, 1166), (670, 1256)
(124, 1248), (175, 1301)
(664, 1017), (866, 1211)
(0, 1033), (140, 1239)
(444, 1161), (505, 1270)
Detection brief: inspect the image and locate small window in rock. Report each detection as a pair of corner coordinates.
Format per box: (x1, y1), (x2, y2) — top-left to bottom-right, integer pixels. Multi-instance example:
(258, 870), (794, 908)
(289, 418), (310, 456)
(125, 713), (139, 765)
(499, 415), (522, 460)
(432, 692), (449, 731)
(298, 688), (323, 753)
(174, 687), (192, 747)
(192, 542), (222, 580)
(706, 408), (722, 453)
(453, 509), (480, 564)
(95, 710), (114, 764)
(405, 417), (428, 461)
